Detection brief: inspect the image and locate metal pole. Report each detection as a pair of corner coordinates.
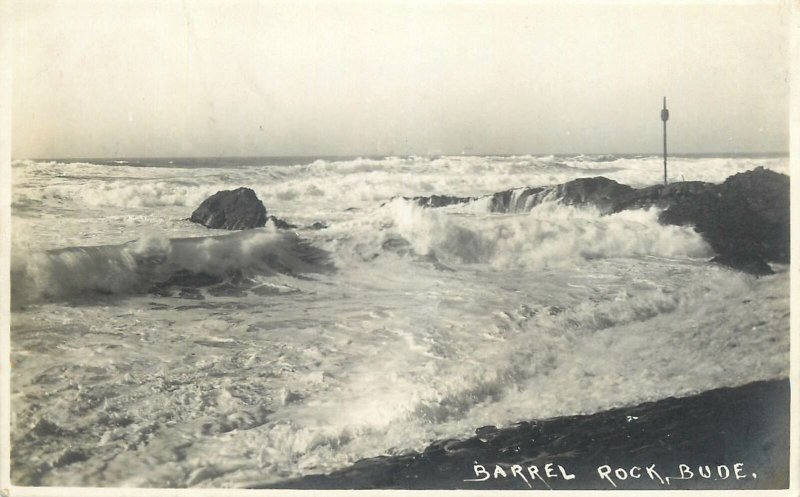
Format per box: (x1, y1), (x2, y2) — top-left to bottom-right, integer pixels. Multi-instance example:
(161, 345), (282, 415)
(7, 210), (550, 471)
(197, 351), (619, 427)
(661, 97), (669, 185)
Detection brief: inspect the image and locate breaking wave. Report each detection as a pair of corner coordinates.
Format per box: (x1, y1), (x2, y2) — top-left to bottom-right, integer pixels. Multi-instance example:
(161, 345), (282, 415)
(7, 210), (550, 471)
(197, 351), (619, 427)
(381, 199), (711, 269)
(9, 155), (789, 487)
(11, 230), (332, 305)
(12, 198), (711, 306)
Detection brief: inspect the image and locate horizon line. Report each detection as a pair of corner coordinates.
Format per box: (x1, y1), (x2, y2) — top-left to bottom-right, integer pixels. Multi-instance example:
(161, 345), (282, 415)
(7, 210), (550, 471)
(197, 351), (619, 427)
(11, 151), (790, 161)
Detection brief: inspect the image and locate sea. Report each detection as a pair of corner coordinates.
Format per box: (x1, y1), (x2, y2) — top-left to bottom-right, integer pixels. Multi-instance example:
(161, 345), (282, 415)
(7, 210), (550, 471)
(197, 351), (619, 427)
(9, 154), (791, 487)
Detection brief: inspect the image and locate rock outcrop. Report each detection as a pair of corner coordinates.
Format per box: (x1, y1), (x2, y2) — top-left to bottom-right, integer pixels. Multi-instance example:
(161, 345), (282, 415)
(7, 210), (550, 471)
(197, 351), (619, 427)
(190, 188), (296, 230)
(552, 176), (636, 212)
(709, 253), (774, 276)
(487, 177), (637, 214)
(262, 379), (790, 490)
(609, 168), (788, 275)
(410, 167), (789, 276)
(403, 195), (475, 208)
(610, 181), (716, 213)
(658, 168), (789, 270)
(267, 216), (298, 230)
(190, 188), (268, 230)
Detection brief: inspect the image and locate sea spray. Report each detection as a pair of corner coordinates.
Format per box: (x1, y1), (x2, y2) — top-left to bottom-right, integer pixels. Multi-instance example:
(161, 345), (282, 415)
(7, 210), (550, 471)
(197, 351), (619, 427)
(11, 230), (332, 305)
(10, 155), (789, 487)
(384, 199), (711, 269)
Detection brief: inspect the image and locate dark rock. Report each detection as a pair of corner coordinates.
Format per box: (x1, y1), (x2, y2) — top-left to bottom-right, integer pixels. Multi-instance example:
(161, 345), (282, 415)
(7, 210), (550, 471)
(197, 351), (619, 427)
(250, 285), (286, 297)
(486, 178), (634, 214)
(409, 195), (475, 208)
(207, 283), (248, 298)
(308, 222), (329, 230)
(55, 449), (89, 467)
(178, 288), (205, 300)
(710, 253), (774, 276)
(481, 168), (789, 274)
(721, 167), (790, 225)
(382, 168), (787, 276)
(383, 195), (475, 209)
(31, 419), (65, 437)
(382, 237), (412, 252)
(718, 167), (790, 262)
(658, 168), (789, 264)
(486, 179), (714, 215)
(486, 187), (548, 213)
(618, 168), (789, 271)
(161, 270), (223, 288)
(264, 379), (789, 490)
(267, 216), (298, 229)
(611, 181), (716, 213)
(432, 261), (455, 272)
(475, 425), (499, 439)
(552, 177), (635, 213)
(190, 187), (268, 230)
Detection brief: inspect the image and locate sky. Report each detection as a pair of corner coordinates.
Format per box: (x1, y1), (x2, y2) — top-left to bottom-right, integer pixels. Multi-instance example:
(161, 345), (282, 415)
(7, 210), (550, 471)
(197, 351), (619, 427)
(10, 1), (791, 158)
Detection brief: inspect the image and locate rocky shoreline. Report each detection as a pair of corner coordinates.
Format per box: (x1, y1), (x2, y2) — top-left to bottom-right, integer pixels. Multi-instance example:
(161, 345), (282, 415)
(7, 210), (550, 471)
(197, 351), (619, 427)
(193, 167), (789, 276)
(261, 378), (790, 490)
(407, 167), (789, 275)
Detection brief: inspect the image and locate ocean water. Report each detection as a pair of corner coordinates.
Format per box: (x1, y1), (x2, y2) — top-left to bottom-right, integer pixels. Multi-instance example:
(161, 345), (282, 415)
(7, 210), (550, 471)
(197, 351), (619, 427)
(10, 154), (790, 487)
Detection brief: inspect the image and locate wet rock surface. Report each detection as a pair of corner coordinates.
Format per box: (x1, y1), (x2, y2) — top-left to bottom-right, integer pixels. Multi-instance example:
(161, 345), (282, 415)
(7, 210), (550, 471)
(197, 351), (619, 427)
(190, 188), (296, 230)
(657, 168), (789, 273)
(265, 379), (789, 490)
(190, 187), (268, 230)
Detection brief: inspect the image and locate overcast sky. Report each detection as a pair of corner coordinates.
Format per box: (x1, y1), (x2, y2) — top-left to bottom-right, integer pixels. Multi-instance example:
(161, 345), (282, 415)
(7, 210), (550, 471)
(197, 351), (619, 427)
(11, 1), (790, 158)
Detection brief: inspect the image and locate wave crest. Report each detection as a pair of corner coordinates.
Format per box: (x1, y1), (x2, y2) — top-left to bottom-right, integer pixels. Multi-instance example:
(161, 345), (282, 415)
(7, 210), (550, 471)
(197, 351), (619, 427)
(12, 230), (332, 306)
(385, 199), (711, 269)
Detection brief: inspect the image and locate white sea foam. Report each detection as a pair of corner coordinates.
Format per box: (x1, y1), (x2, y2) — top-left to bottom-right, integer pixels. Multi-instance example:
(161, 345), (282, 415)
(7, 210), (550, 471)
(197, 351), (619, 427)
(11, 230), (331, 305)
(9, 155), (790, 487)
(11, 155), (788, 217)
(384, 199), (710, 268)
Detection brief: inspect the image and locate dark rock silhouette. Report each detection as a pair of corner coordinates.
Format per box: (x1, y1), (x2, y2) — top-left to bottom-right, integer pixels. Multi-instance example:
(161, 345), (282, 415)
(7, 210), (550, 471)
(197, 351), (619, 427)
(190, 188), (268, 230)
(402, 195), (475, 208)
(709, 253), (774, 276)
(190, 188), (296, 230)
(267, 216), (298, 230)
(657, 168), (789, 270)
(486, 187), (547, 213)
(610, 181), (716, 213)
(553, 177), (635, 211)
(488, 177), (636, 214)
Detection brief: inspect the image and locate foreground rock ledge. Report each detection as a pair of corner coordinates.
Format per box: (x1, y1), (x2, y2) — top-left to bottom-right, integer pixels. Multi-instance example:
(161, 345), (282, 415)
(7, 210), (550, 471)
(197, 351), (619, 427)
(261, 379), (789, 490)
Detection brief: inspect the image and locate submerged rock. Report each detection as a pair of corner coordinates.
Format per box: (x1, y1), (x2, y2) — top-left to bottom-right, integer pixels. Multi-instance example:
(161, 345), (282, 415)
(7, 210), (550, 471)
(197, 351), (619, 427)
(190, 187), (268, 230)
(267, 216), (298, 230)
(710, 253), (774, 276)
(409, 194), (475, 208)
